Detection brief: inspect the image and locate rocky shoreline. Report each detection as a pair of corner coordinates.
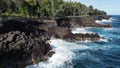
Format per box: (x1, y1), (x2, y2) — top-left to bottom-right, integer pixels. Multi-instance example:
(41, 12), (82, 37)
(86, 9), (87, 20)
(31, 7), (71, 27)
(56, 16), (112, 28)
(52, 16), (111, 41)
(0, 15), (112, 68)
(0, 20), (54, 68)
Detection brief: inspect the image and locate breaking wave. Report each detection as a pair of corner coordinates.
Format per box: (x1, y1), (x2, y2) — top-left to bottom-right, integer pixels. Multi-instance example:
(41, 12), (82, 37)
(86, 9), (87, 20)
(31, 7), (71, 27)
(71, 28), (93, 34)
(26, 39), (75, 68)
(95, 18), (112, 23)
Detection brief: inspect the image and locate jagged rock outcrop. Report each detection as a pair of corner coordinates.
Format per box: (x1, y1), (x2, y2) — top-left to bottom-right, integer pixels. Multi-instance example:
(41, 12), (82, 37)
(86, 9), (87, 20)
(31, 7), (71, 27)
(64, 33), (100, 42)
(55, 16), (111, 41)
(0, 20), (53, 68)
(49, 27), (101, 42)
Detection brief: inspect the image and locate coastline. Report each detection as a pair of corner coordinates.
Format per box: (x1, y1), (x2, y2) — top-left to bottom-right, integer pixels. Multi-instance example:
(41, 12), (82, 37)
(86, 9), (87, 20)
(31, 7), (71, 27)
(0, 15), (112, 68)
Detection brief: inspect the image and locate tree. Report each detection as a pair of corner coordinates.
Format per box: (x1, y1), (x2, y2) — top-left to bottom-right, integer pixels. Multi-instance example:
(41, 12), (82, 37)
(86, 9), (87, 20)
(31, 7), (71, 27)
(0, 0), (7, 21)
(0, 0), (107, 19)
(88, 5), (94, 15)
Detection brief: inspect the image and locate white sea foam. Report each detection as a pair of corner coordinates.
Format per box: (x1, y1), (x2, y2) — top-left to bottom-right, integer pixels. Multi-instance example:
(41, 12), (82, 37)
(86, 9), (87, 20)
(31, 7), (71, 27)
(26, 39), (75, 68)
(71, 28), (93, 34)
(75, 40), (93, 43)
(50, 39), (90, 53)
(98, 38), (108, 42)
(95, 18), (112, 23)
(110, 18), (117, 21)
(26, 38), (115, 68)
(104, 28), (113, 30)
(26, 39), (96, 68)
(104, 27), (117, 31)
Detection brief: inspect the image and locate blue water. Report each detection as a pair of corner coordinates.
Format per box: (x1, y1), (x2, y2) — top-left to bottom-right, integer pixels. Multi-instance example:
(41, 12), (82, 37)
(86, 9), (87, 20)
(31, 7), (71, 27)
(27, 15), (120, 68)
(73, 15), (120, 68)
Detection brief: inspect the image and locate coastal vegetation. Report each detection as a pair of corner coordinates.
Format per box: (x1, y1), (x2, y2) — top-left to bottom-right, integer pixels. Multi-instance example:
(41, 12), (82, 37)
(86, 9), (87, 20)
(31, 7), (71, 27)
(0, 0), (107, 19)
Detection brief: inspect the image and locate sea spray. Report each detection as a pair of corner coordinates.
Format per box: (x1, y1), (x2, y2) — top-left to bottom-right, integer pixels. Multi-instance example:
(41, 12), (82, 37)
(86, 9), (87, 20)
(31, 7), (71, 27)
(95, 18), (112, 24)
(51, 39), (90, 51)
(26, 39), (75, 68)
(71, 28), (93, 34)
(26, 39), (96, 68)
(97, 38), (108, 43)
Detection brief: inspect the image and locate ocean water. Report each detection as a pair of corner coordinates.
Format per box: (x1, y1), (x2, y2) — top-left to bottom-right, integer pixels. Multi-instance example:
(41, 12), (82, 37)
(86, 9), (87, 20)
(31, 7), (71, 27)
(26, 15), (120, 68)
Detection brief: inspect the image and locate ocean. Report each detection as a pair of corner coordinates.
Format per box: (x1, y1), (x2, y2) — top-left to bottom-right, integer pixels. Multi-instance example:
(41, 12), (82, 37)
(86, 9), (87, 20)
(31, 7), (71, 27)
(26, 15), (120, 68)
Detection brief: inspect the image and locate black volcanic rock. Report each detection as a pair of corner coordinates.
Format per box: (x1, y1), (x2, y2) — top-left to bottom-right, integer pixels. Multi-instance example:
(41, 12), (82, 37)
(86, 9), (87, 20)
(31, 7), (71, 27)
(56, 17), (71, 28)
(0, 19), (46, 33)
(56, 16), (112, 28)
(63, 32), (101, 42)
(0, 19), (52, 68)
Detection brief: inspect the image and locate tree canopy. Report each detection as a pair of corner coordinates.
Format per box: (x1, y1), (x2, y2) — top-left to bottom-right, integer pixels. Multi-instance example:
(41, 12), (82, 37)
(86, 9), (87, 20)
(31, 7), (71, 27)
(0, 0), (107, 19)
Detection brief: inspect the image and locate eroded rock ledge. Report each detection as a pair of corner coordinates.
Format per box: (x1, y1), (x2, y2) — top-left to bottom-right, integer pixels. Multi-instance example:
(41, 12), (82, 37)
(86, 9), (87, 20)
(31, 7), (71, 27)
(49, 27), (101, 42)
(56, 16), (112, 28)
